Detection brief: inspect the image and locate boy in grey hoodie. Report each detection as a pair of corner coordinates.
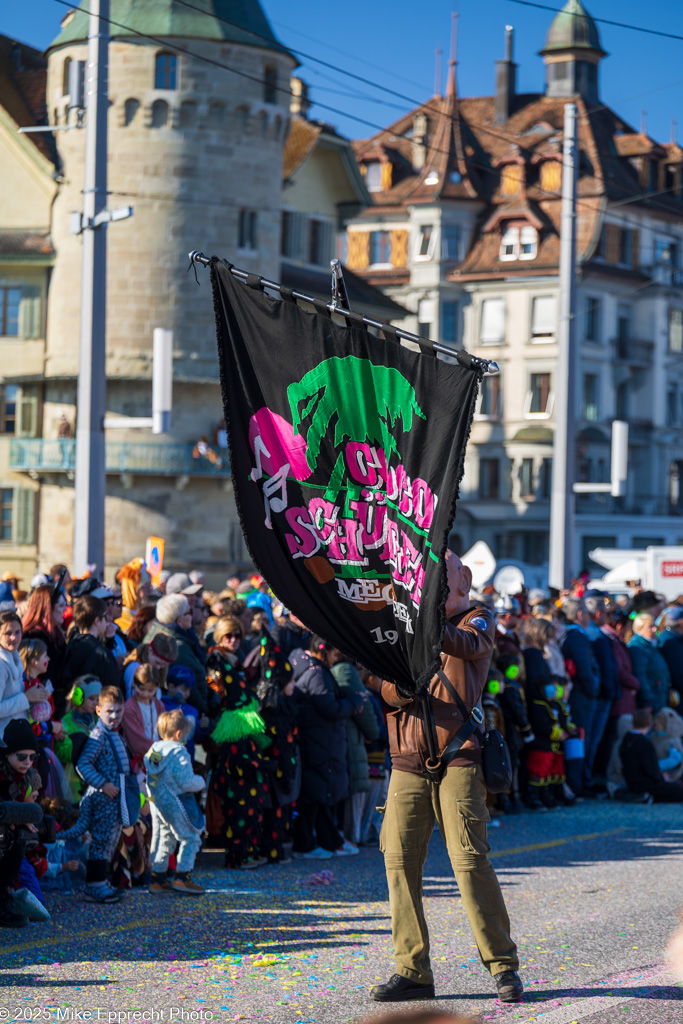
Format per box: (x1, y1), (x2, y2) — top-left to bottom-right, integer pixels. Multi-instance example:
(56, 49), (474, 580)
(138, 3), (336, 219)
(144, 709), (205, 895)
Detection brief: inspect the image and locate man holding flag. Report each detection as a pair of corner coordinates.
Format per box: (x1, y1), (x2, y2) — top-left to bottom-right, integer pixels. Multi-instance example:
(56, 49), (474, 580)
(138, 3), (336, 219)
(369, 550), (522, 1004)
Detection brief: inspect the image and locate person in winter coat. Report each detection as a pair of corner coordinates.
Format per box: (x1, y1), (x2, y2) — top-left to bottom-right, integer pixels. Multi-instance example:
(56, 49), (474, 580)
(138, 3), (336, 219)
(583, 594), (621, 781)
(290, 635), (363, 859)
(254, 631), (300, 864)
(57, 596), (120, 694)
(327, 648), (378, 845)
(601, 610), (640, 779)
(628, 614), (671, 714)
(659, 606), (683, 704)
(144, 596), (208, 716)
(559, 598), (600, 791)
(0, 611), (47, 739)
(145, 708), (206, 895)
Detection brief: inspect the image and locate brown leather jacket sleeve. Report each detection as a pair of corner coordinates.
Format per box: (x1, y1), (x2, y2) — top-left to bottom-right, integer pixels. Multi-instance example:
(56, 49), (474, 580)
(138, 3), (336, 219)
(380, 682), (413, 708)
(443, 614), (495, 662)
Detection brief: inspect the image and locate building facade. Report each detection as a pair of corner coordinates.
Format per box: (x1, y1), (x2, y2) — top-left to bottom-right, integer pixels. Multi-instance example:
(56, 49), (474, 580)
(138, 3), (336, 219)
(345, 0), (683, 577)
(1, 1), (297, 583)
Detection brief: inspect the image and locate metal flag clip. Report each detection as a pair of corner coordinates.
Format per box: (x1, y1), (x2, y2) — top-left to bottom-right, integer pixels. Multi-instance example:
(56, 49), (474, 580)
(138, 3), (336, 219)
(330, 258), (350, 311)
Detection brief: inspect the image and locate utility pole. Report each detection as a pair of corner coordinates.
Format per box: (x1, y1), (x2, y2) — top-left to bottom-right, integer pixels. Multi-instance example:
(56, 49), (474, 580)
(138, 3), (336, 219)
(549, 102), (578, 592)
(73, 0), (109, 576)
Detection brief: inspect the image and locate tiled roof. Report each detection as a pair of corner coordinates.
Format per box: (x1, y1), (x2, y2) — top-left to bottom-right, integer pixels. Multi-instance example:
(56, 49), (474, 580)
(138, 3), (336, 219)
(0, 35), (57, 165)
(350, 84), (683, 280)
(282, 116), (323, 180)
(0, 231), (55, 259)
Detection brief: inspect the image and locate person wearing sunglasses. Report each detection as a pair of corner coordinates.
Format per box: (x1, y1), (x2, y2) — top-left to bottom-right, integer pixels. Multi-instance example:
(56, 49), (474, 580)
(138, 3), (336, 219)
(0, 718), (42, 928)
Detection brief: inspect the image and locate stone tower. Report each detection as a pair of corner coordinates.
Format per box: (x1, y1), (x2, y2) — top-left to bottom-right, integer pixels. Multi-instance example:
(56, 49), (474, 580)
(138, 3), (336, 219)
(38, 0), (296, 580)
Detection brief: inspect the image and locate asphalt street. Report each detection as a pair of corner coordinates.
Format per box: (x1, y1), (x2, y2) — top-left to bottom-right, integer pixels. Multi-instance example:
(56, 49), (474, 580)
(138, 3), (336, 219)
(1, 800), (682, 1024)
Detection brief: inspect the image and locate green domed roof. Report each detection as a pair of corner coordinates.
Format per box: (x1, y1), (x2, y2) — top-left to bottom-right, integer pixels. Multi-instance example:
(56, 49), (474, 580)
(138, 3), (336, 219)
(540, 0), (606, 56)
(48, 0), (294, 59)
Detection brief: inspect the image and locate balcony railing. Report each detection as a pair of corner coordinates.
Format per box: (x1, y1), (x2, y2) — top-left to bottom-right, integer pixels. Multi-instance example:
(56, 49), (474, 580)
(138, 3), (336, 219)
(576, 492), (682, 517)
(611, 337), (654, 365)
(9, 439), (231, 477)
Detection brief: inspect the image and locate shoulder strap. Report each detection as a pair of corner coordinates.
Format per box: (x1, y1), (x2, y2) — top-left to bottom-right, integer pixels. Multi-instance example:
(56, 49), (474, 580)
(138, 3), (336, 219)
(437, 668), (470, 720)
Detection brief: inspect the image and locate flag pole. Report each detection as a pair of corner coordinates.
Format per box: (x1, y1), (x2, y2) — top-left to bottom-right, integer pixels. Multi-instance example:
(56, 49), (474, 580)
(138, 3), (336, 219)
(188, 251), (499, 376)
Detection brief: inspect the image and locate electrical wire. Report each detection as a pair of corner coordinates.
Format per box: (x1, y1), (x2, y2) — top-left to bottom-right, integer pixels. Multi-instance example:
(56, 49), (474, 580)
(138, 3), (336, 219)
(506, 0), (683, 44)
(49, 0), (683, 255)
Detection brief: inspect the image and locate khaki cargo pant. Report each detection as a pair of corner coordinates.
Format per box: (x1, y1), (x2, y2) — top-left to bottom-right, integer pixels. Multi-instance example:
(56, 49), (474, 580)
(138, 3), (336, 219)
(380, 765), (519, 985)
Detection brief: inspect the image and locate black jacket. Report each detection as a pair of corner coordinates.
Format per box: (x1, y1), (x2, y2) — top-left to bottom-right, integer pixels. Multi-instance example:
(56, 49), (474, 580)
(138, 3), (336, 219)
(560, 626), (600, 700)
(660, 629), (683, 698)
(290, 649), (361, 805)
(589, 628), (621, 702)
(57, 633), (120, 693)
(620, 732), (662, 793)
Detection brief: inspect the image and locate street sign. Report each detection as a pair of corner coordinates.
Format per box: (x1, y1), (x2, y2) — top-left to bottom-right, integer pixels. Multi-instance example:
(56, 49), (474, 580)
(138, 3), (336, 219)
(145, 536), (165, 586)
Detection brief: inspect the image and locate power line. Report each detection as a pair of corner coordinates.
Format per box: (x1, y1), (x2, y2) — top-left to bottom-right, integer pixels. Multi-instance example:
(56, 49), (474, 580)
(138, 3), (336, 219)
(506, 0), (683, 44)
(48, 0), (683, 249)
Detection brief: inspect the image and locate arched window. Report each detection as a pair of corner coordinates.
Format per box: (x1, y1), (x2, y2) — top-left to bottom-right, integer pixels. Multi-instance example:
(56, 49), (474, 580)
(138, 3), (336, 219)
(207, 102), (225, 130)
(155, 52), (177, 90)
(151, 99), (169, 128)
(258, 111), (268, 137)
(62, 56), (72, 97)
(264, 64), (277, 104)
(179, 100), (196, 128)
(124, 98), (140, 126)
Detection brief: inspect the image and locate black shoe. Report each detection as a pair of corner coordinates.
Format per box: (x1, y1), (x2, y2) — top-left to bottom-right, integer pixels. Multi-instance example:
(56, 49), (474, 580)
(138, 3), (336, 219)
(0, 903), (29, 928)
(495, 970), (524, 1003)
(370, 974), (435, 1002)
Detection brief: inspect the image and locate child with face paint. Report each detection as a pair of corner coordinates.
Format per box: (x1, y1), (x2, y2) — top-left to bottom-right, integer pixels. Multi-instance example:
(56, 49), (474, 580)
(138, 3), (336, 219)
(61, 685), (136, 903)
(61, 676), (102, 801)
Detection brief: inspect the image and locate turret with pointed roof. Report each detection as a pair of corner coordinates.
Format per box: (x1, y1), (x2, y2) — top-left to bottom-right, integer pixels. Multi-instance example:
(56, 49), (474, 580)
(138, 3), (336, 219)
(540, 0), (606, 103)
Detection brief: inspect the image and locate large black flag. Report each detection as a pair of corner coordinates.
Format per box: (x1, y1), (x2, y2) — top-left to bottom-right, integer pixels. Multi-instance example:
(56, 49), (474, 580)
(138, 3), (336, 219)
(210, 259), (480, 694)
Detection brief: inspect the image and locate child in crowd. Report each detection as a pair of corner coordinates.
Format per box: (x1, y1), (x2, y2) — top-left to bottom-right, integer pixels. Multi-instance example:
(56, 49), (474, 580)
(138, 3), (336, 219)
(0, 610), (44, 739)
(39, 796), (88, 892)
(122, 634), (177, 700)
(0, 718), (47, 920)
(62, 685), (138, 903)
(161, 665), (208, 761)
(145, 709), (205, 895)
(121, 664), (165, 762)
(527, 679), (576, 808)
(619, 709), (683, 803)
(20, 638), (72, 795)
(61, 676), (102, 799)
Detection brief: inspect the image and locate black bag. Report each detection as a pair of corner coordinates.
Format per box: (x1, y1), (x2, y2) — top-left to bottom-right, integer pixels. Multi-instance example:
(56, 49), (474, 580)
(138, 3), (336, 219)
(436, 670), (512, 794)
(480, 728), (513, 794)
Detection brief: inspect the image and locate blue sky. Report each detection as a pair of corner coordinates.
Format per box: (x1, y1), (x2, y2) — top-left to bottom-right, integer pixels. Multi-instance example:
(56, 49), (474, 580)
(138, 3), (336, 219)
(4, 1), (682, 144)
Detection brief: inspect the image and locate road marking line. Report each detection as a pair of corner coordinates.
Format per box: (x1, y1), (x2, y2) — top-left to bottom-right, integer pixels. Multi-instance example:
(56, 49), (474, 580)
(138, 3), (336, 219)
(515, 964), (671, 1024)
(490, 827), (628, 859)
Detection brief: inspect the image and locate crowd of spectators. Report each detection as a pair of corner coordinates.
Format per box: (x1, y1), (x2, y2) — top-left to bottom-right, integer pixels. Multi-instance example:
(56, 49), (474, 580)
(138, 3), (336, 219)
(0, 562), (386, 924)
(0, 557), (681, 928)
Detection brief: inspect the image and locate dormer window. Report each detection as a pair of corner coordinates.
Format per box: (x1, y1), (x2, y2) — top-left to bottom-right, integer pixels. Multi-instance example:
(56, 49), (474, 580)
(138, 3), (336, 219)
(500, 226), (519, 260)
(365, 162), (382, 192)
(540, 160), (562, 192)
(501, 164), (523, 195)
(500, 224), (537, 262)
(424, 168), (439, 186)
(520, 226), (538, 260)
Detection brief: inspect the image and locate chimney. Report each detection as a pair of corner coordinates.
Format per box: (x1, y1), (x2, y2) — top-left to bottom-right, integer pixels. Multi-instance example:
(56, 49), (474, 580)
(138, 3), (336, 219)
(494, 25), (517, 126)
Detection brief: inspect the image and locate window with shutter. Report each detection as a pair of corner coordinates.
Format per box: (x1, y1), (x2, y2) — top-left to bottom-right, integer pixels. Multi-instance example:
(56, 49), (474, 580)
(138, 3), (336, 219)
(0, 286), (22, 337)
(346, 232), (369, 270)
(501, 164), (523, 195)
(531, 296), (556, 342)
(14, 489), (36, 546)
(500, 227), (519, 261)
(540, 160), (561, 192)
(381, 162), (393, 191)
(20, 285), (41, 340)
(0, 489), (13, 541)
(605, 224), (620, 263)
(17, 386), (39, 438)
(389, 230), (408, 267)
(480, 299), (505, 344)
